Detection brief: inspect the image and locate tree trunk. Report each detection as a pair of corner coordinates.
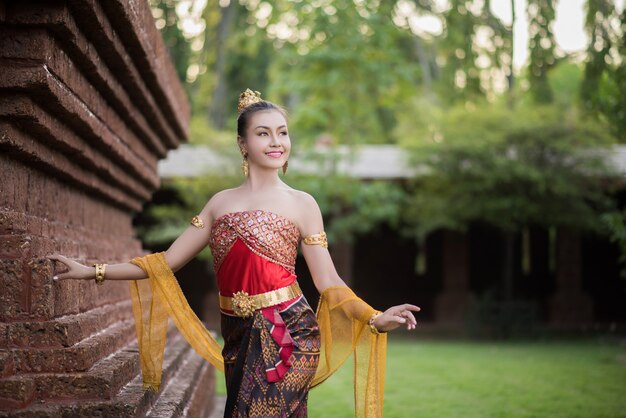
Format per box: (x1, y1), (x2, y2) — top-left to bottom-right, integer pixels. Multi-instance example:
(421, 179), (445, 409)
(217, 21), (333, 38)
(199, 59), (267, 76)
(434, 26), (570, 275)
(209, 0), (237, 129)
(502, 230), (515, 299)
(508, 0), (516, 106)
(414, 37), (433, 91)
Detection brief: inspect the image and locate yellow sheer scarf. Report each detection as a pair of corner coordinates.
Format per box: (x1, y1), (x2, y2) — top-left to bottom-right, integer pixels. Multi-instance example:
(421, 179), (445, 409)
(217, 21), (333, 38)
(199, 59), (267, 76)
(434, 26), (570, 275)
(128, 252), (224, 389)
(128, 252), (386, 417)
(312, 286), (387, 418)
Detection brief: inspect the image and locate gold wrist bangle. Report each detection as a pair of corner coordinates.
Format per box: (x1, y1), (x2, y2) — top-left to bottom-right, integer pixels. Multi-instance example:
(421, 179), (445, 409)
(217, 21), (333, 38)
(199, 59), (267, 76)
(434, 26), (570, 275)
(93, 263), (106, 285)
(369, 311), (384, 334)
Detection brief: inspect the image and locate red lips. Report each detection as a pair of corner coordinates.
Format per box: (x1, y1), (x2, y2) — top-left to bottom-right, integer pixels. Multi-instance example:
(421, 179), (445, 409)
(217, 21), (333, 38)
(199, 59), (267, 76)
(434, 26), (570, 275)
(265, 151), (283, 158)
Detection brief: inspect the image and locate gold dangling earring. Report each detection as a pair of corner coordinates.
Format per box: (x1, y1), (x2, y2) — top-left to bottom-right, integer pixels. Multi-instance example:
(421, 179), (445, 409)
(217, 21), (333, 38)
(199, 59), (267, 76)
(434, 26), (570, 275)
(282, 160), (288, 175)
(241, 154), (249, 177)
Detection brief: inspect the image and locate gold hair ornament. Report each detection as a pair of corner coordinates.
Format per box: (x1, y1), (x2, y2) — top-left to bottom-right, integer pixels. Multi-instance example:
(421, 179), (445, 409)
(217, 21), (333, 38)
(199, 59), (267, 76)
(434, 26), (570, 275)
(237, 89), (263, 113)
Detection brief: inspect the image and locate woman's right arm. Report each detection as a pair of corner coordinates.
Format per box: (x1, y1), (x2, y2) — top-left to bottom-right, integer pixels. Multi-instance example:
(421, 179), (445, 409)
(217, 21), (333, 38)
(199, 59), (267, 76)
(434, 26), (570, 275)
(49, 207), (214, 282)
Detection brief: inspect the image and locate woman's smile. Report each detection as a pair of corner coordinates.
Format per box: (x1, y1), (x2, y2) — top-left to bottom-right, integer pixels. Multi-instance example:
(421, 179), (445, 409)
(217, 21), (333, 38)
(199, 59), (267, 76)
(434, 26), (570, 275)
(265, 150), (284, 158)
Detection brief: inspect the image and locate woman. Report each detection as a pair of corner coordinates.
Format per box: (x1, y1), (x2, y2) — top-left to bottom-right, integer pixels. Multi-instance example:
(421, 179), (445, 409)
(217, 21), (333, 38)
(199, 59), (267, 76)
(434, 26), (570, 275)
(49, 89), (420, 418)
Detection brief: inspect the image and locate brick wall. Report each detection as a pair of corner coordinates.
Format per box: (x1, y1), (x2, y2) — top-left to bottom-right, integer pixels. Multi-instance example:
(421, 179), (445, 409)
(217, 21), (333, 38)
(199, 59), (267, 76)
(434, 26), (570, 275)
(0, 1), (215, 415)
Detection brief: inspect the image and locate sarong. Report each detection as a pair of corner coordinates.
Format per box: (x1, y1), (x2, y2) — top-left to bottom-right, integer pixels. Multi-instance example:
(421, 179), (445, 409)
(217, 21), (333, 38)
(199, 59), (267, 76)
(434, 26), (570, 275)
(221, 295), (321, 417)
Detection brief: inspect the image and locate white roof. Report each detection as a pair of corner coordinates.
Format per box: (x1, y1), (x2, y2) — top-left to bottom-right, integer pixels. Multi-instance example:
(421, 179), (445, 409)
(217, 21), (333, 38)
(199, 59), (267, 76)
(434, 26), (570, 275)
(158, 144), (416, 179)
(158, 144), (626, 179)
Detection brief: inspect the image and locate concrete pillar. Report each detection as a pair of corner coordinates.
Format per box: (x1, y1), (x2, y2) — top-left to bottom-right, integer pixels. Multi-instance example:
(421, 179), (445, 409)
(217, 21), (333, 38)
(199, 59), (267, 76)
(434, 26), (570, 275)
(330, 239), (354, 286)
(549, 227), (594, 326)
(434, 230), (474, 324)
(0, 1), (215, 415)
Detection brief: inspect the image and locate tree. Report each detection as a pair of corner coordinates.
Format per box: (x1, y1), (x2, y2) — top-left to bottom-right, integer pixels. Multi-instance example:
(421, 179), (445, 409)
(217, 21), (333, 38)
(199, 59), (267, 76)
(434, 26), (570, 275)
(590, 5), (626, 142)
(527, 0), (558, 103)
(401, 101), (617, 298)
(581, 0), (619, 113)
(437, 0), (483, 101)
(260, 0), (422, 145)
(151, 0), (194, 85)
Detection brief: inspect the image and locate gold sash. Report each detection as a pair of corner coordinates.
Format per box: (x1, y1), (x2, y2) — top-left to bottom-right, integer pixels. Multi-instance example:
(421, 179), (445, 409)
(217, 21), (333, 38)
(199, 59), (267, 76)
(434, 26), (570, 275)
(219, 281), (302, 317)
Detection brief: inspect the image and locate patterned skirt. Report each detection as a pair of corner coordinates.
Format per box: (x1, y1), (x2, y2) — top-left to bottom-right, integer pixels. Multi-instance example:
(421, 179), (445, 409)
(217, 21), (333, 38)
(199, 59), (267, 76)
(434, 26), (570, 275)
(221, 296), (321, 417)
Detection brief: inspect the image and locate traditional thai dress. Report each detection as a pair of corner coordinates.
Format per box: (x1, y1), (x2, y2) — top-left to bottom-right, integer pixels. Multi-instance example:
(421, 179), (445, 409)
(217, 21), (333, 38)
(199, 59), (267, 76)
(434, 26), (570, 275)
(211, 210), (320, 416)
(128, 209), (387, 418)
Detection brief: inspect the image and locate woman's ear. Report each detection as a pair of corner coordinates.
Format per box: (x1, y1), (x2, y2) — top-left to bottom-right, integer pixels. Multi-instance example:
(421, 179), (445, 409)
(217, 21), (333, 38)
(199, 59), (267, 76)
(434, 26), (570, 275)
(237, 136), (246, 155)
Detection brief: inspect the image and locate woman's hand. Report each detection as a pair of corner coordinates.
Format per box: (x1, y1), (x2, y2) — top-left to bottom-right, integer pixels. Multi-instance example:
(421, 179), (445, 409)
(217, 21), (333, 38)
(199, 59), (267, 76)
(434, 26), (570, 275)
(48, 254), (94, 281)
(373, 304), (421, 332)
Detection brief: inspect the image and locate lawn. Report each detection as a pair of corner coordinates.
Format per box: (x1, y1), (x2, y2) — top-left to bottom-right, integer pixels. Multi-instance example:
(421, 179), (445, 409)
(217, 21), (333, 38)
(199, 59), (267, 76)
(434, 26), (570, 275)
(215, 338), (626, 417)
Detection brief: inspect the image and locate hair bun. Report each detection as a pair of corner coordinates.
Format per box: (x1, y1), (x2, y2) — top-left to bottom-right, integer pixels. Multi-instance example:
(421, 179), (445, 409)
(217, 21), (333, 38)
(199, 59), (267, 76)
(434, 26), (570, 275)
(237, 89), (263, 113)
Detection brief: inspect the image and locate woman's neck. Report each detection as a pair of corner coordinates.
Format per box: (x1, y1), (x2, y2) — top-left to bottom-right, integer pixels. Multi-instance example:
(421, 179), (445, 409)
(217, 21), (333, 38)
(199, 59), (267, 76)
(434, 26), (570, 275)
(241, 168), (283, 192)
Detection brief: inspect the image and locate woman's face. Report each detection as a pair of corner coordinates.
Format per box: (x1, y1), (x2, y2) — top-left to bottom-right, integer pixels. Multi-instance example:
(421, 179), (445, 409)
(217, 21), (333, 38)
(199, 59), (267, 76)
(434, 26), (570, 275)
(240, 110), (290, 172)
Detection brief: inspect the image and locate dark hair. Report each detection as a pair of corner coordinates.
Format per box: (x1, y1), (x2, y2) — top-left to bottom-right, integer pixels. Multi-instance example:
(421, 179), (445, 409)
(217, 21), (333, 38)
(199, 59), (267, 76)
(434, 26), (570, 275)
(236, 101), (288, 139)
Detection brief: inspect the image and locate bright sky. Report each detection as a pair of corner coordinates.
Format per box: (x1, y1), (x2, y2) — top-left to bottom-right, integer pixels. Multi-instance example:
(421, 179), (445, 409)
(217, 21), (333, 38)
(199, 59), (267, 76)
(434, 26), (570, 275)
(407, 0), (624, 68)
(178, 0), (625, 71)
(491, 0), (625, 68)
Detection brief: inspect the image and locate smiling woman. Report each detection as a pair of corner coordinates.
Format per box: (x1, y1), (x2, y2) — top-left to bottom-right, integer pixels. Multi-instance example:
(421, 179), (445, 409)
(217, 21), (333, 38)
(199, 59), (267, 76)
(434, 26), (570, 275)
(235, 94), (291, 177)
(49, 89), (421, 418)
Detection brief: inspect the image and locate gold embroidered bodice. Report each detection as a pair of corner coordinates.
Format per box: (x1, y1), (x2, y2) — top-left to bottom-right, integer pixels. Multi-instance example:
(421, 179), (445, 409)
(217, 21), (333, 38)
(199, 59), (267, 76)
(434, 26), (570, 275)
(209, 210), (301, 274)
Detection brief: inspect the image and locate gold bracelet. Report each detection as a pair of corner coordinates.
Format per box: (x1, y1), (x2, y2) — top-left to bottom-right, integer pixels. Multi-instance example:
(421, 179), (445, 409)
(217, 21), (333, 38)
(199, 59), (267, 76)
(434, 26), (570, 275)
(93, 263), (106, 285)
(190, 215), (205, 229)
(369, 311), (384, 334)
(302, 231), (328, 248)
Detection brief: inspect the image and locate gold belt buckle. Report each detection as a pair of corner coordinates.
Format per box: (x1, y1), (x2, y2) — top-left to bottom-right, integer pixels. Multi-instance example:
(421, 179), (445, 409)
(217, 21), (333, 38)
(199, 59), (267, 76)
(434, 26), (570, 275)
(232, 290), (256, 318)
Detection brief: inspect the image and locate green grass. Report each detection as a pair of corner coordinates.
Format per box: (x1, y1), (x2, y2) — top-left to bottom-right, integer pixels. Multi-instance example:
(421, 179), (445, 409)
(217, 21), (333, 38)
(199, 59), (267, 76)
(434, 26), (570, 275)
(215, 338), (626, 418)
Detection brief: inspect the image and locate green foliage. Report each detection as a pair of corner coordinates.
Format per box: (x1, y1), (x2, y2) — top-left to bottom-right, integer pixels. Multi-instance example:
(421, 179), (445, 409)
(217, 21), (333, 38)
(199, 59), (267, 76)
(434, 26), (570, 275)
(581, 0), (620, 115)
(264, 0), (420, 145)
(548, 61), (584, 108)
(145, 0), (625, 266)
(527, 0), (558, 103)
(591, 7), (626, 142)
(399, 100), (617, 240)
(286, 174), (406, 243)
(136, 174), (241, 259)
(438, 1), (482, 100)
(436, 0), (511, 102)
(187, 112), (239, 150)
(602, 209), (626, 279)
(150, 0), (195, 87)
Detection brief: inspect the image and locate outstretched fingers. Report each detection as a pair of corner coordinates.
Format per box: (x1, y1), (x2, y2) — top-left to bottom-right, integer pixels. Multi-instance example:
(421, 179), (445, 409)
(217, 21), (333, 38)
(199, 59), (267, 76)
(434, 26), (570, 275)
(48, 254), (71, 265)
(48, 254), (72, 281)
(388, 304), (421, 330)
(400, 303), (421, 312)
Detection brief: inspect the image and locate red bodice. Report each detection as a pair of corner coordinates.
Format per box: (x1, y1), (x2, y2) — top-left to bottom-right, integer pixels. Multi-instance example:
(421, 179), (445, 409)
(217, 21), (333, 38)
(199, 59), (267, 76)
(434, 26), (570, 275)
(209, 210), (301, 297)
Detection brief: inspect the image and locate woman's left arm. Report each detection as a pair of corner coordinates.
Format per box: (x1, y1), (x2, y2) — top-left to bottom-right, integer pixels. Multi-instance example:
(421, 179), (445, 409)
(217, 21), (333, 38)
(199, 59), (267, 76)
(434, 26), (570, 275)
(297, 193), (420, 332)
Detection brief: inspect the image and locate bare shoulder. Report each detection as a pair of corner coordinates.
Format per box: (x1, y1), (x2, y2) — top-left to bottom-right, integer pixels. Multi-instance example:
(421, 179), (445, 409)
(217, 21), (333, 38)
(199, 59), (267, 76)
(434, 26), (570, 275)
(284, 188), (323, 234)
(285, 187), (313, 203)
(198, 188), (240, 221)
(283, 188), (318, 212)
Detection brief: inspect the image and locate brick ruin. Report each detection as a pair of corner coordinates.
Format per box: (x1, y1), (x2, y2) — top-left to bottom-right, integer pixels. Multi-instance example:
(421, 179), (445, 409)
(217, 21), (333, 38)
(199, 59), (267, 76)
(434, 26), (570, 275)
(0, 1), (216, 416)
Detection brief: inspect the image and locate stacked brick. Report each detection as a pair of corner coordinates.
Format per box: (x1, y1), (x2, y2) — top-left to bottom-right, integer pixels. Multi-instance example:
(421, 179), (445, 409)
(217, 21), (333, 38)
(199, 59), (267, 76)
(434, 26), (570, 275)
(0, 1), (215, 416)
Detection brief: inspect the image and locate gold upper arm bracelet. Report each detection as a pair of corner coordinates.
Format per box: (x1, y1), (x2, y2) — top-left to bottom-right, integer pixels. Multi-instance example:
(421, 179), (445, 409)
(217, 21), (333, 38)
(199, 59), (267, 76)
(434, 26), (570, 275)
(302, 231), (328, 248)
(191, 215), (205, 229)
